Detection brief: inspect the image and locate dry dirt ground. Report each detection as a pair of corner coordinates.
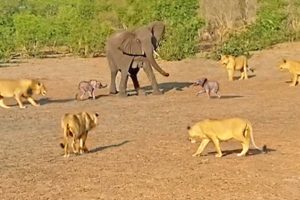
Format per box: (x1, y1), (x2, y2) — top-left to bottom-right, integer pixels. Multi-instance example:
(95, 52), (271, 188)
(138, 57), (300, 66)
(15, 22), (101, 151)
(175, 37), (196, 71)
(1, 42), (300, 200)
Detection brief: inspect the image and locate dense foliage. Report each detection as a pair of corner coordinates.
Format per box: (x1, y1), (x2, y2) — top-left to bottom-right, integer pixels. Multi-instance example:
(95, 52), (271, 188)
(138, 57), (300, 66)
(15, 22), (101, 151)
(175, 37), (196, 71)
(1, 0), (300, 62)
(217, 0), (291, 57)
(0, 0), (115, 60)
(0, 0), (202, 61)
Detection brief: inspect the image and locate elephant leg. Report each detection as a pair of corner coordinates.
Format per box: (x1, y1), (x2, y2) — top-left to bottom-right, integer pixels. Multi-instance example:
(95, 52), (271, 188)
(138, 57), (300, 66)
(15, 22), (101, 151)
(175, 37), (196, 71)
(118, 71), (129, 97)
(108, 58), (118, 94)
(130, 74), (140, 92)
(143, 61), (161, 95)
(129, 67), (140, 92)
(110, 70), (118, 94)
(130, 67), (145, 95)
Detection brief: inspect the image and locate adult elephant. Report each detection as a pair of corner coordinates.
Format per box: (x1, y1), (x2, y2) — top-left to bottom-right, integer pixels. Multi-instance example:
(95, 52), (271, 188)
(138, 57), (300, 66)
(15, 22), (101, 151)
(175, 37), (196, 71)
(106, 21), (169, 97)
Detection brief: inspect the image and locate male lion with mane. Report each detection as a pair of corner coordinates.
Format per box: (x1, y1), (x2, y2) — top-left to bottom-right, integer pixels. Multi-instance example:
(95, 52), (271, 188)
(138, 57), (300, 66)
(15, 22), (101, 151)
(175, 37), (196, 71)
(60, 111), (99, 157)
(0, 79), (47, 109)
(188, 118), (266, 157)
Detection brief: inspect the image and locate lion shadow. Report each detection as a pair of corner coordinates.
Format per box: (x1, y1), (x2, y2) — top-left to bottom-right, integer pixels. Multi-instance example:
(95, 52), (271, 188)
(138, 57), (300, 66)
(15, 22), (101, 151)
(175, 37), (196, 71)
(74, 94), (110, 100)
(95, 94), (110, 99)
(207, 95), (244, 99)
(89, 140), (130, 154)
(39, 97), (75, 105)
(207, 146), (276, 157)
(140, 81), (193, 94)
(233, 74), (256, 80)
(284, 80), (299, 85)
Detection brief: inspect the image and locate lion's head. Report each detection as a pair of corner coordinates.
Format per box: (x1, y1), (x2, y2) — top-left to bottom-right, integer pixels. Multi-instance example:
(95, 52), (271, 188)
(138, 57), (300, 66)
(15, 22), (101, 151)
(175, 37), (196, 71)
(221, 55), (232, 66)
(279, 59), (289, 71)
(32, 80), (47, 96)
(187, 125), (199, 143)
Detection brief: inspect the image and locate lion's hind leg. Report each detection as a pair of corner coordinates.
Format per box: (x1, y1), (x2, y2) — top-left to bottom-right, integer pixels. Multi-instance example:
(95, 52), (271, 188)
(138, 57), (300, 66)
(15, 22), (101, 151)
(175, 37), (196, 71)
(71, 139), (78, 154)
(239, 71), (245, 80)
(0, 97), (11, 109)
(62, 134), (70, 158)
(79, 138), (84, 154)
(237, 141), (250, 157)
(79, 132), (89, 154)
(236, 129), (250, 157)
(62, 127), (72, 157)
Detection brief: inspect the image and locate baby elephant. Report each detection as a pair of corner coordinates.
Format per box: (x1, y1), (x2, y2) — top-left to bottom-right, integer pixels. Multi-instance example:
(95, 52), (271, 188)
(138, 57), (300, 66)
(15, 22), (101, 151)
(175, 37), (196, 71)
(76, 80), (107, 100)
(194, 78), (221, 98)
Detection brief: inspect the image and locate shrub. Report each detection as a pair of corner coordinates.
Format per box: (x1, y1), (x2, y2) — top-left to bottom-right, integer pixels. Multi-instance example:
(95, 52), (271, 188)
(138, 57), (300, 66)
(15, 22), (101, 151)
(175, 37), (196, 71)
(0, 15), (16, 60)
(216, 0), (288, 58)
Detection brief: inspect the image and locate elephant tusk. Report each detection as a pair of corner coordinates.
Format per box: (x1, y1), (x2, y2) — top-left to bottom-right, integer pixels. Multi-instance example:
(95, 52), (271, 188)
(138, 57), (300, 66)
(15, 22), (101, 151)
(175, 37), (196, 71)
(153, 50), (161, 58)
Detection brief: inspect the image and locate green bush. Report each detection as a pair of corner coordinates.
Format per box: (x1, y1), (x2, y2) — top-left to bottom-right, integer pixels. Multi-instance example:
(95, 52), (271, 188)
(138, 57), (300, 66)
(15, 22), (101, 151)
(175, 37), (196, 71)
(0, 0), (115, 60)
(0, 15), (16, 60)
(1, 0), (299, 62)
(14, 13), (50, 55)
(54, 1), (113, 56)
(216, 0), (288, 58)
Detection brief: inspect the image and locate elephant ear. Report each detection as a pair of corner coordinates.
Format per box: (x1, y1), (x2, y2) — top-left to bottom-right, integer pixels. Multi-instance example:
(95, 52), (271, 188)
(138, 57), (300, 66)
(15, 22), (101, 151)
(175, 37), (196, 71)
(148, 21), (165, 48)
(119, 32), (144, 55)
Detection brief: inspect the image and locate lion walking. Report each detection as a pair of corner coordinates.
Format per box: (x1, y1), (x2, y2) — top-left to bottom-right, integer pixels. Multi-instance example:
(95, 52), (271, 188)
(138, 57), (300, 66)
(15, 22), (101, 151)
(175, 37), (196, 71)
(60, 111), (99, 157)
(188, 118), (266, 157)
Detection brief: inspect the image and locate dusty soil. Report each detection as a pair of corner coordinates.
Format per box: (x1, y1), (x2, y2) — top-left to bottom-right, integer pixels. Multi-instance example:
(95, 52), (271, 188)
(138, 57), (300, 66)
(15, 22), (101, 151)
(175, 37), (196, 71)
(0, 42), (300, 200)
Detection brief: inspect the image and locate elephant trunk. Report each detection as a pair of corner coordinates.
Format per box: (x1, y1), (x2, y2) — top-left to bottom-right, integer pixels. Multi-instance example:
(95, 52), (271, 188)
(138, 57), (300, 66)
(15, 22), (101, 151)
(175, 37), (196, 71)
(147, 50), (169, 77)
(101, 84), (108, 88)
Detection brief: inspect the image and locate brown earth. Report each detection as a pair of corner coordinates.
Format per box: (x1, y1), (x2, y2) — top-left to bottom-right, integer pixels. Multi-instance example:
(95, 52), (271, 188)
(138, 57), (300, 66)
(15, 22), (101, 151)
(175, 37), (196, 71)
(0, 42), (300, 200)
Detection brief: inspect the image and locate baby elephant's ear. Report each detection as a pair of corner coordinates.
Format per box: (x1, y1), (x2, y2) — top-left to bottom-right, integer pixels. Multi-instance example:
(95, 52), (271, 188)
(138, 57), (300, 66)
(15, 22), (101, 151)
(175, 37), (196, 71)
(119, 32), (144, 55)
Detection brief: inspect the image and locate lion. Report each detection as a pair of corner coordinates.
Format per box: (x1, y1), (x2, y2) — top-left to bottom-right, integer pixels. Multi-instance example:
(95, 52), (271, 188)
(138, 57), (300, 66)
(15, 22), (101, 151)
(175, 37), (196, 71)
(0, 79), (47, 109)
(279, 59), (300, 86)
(60, 111), (99, 157)
(188, 118), (266, 158)
(220, 55), (254, 81)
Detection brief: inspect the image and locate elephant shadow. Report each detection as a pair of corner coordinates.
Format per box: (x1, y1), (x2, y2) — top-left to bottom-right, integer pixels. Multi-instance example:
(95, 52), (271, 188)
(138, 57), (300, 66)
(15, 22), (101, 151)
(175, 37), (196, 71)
(141, 82), (193, 94)
(207, 146), (275, 157)
(88, 140), (131, 154)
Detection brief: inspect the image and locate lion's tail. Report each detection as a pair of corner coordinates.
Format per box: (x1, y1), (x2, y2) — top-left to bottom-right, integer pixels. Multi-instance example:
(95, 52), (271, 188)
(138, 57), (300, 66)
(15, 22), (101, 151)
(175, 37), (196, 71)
(60, 123), (71, 149)
(246, 122), (267, 153)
